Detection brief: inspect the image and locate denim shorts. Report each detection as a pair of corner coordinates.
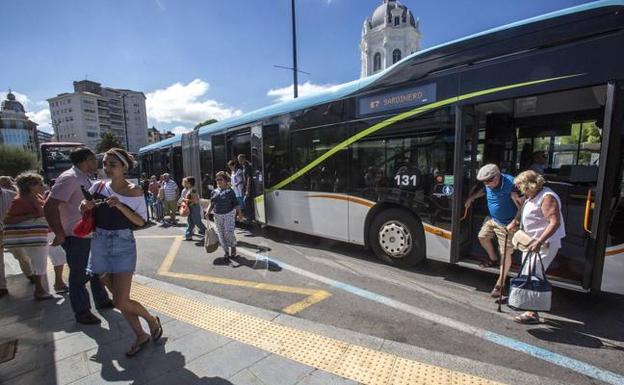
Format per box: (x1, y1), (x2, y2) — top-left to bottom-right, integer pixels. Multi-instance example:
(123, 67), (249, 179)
(87, 228), (137, 274)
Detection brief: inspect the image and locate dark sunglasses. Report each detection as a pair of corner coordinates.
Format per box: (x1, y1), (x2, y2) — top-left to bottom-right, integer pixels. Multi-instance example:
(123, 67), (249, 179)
(215, 178), (224, 181)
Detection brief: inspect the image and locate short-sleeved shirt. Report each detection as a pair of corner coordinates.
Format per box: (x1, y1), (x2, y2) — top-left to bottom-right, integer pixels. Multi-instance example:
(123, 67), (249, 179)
(7, 195), (45, 219)
(148, 181), (160, 196)
(162, 179), (178, 201)
(211, 187), (239, 214)
(483, 173), (518, 225)
(242, 163), (254, 193)
(49, 166), (92, 237)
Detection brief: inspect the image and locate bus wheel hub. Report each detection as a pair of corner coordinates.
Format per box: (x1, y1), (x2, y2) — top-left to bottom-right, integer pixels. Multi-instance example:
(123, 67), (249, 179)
(379, 221), (412, 258)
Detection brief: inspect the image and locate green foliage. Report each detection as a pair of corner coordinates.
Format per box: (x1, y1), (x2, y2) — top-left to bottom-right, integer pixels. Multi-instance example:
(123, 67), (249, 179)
(0, 145), (37, 177)
(96, 132), (123, 153)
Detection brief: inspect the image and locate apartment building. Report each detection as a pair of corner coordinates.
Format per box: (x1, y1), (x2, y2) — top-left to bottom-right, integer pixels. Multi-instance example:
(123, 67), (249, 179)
(48, 80), (148, 152)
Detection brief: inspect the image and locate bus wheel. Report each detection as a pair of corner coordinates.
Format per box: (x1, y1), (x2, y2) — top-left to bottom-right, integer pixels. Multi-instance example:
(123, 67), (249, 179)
(369, 209), (425, 267)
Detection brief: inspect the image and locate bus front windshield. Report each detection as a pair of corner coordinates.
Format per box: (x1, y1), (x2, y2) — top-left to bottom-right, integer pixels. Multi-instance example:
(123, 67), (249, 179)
(41, 146), (76, 182)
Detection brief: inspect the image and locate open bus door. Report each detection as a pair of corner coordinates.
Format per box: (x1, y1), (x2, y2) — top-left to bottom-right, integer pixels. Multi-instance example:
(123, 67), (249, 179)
(251, 124), (266, 224)
(451, 105), (476, 263)
(453, 84), (614, 291)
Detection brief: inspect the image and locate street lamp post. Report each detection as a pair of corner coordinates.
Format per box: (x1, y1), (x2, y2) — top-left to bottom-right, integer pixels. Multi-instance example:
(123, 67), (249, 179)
(291, 0), (298, 98)
(120, 93), (130, 150)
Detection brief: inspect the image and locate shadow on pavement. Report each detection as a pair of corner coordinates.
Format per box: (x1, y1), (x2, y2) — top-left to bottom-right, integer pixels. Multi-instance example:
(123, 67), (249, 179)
(85, 306), (234, 385)
(230, 256), (282, 271)
(239, 223), (624, 350)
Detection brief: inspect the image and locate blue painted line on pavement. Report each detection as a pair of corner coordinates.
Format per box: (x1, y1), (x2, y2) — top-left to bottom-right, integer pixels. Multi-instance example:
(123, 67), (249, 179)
(257, 254), (624, 385)
(174, 224), (624, 385)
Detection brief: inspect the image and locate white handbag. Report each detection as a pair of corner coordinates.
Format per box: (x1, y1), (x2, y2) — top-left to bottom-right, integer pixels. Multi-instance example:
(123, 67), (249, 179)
(204, 221), (219, 253)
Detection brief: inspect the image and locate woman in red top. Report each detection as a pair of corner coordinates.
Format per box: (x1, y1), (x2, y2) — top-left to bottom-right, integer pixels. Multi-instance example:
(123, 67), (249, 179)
(4, 172), (64, 300)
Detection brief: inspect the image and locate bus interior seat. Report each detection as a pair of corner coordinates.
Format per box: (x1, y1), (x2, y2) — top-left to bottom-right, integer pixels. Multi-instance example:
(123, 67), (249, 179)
(556, 165), (599, 184)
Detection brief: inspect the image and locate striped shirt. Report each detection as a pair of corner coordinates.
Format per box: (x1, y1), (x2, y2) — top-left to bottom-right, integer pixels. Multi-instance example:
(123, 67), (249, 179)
(162, 179), (178, 201)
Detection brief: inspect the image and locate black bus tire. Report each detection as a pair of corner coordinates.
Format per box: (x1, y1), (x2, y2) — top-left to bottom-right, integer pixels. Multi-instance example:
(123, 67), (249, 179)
(369, 208), (426, 267)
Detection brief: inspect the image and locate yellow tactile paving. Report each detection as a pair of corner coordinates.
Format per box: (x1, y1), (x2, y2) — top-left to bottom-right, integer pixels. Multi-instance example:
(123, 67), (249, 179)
(130, 281), (504, 385)
(148, 234), (332, 314)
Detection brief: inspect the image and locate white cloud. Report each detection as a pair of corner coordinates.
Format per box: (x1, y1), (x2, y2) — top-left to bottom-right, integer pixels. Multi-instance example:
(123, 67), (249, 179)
(146, 79), (242, 126)
(0, 91), (52, 133)
(267, 81), (340, 103)
(171, 125), (191, 135)
(27, 109), (52, 133)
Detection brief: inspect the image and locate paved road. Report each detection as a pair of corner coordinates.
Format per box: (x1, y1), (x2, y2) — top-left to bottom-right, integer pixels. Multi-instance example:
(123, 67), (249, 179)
(135, 220), (624, 385)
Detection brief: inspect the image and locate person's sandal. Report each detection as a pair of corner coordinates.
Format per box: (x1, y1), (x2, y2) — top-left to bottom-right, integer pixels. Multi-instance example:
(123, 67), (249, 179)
(489, 285), (502, 298)
(514, 313), (540, 325)
(126, 335), (150, 357)
(150, 316), (163, 342)
(54, 284), (69, 294)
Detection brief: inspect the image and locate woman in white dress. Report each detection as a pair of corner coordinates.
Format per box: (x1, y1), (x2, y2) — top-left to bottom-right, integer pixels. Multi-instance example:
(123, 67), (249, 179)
(507, 170), (565, 324)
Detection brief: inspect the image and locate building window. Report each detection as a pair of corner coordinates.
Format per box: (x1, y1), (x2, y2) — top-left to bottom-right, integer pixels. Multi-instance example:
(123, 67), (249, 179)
(394, 16), (400, 26)
(373, 53), (382, 72)
(392, 49), (402, 64)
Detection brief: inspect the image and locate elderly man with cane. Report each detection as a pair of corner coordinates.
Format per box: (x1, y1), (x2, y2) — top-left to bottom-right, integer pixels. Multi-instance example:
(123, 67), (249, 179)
(465, 164), (522, 299)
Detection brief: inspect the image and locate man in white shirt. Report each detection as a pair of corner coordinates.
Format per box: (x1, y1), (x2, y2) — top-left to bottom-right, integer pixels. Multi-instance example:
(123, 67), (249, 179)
(161, 173), (179, 224)
(44, 148), (112, 324)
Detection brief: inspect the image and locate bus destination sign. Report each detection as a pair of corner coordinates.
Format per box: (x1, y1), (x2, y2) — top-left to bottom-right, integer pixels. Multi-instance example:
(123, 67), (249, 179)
(358, 83), (436, 116)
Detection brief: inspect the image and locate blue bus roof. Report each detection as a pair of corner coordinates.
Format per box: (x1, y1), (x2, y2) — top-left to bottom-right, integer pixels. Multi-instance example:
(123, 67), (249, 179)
(140, 0), (622, 154)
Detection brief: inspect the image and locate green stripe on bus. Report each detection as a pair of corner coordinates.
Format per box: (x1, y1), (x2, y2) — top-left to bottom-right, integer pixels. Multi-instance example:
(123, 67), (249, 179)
(263, 74), (581, 195)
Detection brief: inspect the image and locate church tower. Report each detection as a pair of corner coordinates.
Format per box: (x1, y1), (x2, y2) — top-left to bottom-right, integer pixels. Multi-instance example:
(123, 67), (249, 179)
(360, 0), (421, 78)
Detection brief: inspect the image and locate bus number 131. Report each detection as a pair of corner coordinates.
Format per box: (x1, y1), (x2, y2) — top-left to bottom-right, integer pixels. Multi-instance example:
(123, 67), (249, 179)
(394, 174), (417, 187)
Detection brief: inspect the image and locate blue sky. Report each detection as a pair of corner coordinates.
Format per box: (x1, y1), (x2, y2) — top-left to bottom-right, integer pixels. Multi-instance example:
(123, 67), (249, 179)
(1, 0), (593, 135)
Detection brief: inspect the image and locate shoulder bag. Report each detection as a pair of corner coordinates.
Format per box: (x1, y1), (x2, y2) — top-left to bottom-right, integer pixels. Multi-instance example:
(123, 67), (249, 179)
(204, 221), (219, 253)
(508, 251), (552, 312)
(73, 182), (105, 237)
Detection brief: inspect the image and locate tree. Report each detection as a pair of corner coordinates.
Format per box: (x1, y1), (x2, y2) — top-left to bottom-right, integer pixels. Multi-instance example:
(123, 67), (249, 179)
(194, 118), (218, 131)
(0, 145), (37, 177)
(96, 132), (123, 153)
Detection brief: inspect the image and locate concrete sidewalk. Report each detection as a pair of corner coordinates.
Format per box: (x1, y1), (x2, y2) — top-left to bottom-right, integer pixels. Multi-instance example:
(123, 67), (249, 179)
(0, 263), (562, 385)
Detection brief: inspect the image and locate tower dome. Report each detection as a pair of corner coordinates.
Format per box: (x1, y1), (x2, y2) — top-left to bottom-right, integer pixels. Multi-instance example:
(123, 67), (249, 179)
(1, 91), (26, 114)
(368, 0), (416, 30)
(360, 0), (421, 78)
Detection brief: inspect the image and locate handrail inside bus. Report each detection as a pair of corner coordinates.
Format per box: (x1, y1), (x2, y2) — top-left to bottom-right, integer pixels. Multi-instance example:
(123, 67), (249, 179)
(584, 188), (593, 234)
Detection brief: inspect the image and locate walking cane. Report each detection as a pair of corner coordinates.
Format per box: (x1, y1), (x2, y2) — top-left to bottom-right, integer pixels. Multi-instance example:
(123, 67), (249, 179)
(497, 231), (509, 313)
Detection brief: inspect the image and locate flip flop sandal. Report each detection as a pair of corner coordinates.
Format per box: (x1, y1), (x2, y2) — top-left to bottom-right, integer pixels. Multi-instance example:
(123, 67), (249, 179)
(54, 285), (69, 294)
(150, 316), (163, 342)
(126, 336), (150, 357)
(514, 313), (540, 324)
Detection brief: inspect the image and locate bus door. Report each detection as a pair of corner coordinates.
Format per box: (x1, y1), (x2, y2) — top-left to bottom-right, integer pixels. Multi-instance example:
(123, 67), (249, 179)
(172, 146), (183, 187)
(456, 85), (611, 290)
(251, 124), (266, 223)
(451, 105), (477, 263)
(181, 131), (202, 196)
(226, 128), (251, 162)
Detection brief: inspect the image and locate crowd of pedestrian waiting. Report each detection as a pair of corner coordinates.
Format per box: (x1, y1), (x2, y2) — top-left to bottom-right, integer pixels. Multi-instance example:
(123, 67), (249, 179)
(139, 153), (254, 258)
(0, 147), (162, 357)
(0, 144), (565, 361)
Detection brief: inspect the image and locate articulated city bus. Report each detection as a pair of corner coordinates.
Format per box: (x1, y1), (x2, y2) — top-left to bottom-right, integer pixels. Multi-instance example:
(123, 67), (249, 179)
(139, 1), (624, 295)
